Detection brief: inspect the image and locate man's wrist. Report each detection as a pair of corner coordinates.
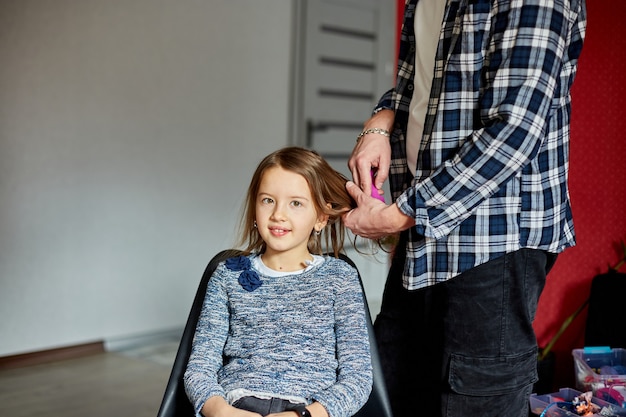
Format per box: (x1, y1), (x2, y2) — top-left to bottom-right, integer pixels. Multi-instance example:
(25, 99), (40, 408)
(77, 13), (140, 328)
(356, 127), (390, 142)
(384, 203), (415, 234)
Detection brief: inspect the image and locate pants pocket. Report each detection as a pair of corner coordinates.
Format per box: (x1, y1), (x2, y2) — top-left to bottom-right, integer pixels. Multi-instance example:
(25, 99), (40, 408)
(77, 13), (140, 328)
(448, 348), (538, 396)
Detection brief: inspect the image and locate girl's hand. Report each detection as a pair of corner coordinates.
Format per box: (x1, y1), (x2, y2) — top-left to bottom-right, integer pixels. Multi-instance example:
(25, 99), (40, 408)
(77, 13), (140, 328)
(201, 396), (262, 417)
(228, 409), (262, 417)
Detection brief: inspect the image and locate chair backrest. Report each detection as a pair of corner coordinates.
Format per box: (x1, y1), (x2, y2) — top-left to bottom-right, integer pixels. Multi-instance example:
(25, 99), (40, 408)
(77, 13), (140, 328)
(156, 250), (393, 417)
(339, 254), (393, 417)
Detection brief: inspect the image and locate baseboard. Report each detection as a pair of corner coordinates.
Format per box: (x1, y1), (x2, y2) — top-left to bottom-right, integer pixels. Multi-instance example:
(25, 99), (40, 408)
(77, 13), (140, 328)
(0, 328), (183, 370)
(0, 341), (105, 370)
(104, 327), (183, 352)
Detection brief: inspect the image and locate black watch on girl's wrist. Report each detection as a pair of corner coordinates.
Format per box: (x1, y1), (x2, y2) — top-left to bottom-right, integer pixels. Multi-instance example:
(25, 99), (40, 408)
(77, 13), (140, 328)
(292, 405), (312, 417)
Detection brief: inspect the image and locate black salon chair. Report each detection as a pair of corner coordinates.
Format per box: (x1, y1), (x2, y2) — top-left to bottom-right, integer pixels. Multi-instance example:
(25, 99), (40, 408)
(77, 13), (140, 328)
(157, 249), (393, 417)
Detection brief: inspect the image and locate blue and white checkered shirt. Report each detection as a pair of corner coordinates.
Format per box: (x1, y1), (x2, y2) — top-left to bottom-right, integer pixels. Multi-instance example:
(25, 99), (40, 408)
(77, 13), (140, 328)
(381, 0), (587, 290)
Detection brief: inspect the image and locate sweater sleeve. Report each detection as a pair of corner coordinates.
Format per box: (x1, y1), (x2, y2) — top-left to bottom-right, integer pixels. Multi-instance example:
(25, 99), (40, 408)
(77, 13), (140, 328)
(311, 264), (373, 417)
(183, 265), (230, 417)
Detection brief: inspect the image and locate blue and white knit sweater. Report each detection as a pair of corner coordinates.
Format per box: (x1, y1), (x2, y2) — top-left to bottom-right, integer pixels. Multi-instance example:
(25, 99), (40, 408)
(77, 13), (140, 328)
(184, 254), (373, 417)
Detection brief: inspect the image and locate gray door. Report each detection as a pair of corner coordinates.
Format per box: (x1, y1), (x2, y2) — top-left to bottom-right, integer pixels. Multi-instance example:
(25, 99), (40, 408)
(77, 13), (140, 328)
(290, 0), (395, 316)
(291, 0), (395, 178)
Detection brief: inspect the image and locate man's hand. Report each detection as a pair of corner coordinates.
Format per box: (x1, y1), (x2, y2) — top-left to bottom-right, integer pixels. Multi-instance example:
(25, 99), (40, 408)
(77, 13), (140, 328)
(342, 181), (415, 239)
(348, 109), (394, 196)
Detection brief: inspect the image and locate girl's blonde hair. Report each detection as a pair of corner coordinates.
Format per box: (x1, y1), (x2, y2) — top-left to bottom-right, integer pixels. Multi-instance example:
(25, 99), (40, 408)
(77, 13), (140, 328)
(237, 147), (356, 258)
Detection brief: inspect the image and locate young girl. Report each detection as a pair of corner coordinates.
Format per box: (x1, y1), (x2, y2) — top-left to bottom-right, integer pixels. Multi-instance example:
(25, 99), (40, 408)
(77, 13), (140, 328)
(184, 147), (373, 417)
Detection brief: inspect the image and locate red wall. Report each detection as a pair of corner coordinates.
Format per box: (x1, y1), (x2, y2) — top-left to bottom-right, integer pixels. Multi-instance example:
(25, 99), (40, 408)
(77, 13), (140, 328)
(534, 0), (626, 388)
(395, 0), (626, 389)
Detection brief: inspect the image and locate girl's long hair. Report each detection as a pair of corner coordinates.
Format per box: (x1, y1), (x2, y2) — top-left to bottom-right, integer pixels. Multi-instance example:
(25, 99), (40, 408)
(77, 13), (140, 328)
(237, 147), (356, 257)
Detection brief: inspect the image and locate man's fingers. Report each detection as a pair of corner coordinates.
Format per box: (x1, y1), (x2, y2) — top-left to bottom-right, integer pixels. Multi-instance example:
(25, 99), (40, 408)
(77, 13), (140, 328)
(357, 161), (375, 195)
(374, 161), (390, 189)
(345, 181), (364, 200)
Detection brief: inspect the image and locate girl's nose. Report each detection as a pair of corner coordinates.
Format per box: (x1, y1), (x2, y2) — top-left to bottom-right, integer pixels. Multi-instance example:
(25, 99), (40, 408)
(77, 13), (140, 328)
(270, 204), (287, 221)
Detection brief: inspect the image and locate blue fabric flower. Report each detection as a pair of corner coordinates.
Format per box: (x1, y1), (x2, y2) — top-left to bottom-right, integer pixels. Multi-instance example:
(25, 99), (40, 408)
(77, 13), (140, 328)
(225, 255), (251, 271)
(226, 255), (262, 292)
(238, 269), (263, 292)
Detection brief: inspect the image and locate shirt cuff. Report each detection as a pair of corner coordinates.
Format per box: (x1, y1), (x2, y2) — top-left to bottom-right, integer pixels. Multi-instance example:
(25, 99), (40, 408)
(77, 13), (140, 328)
(396, 188), (427, 237)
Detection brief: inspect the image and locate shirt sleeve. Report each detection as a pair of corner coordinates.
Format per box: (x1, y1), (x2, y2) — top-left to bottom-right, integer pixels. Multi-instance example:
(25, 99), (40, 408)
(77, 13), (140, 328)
(397, 0), (586, 239)
(311, 265), (373, 417)
(374, 88), (394, 114)
(183, 266), (230, 417)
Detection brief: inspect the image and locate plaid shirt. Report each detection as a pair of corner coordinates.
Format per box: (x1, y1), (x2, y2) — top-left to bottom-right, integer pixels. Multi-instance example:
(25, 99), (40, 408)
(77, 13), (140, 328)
(379, 0), (587, 289)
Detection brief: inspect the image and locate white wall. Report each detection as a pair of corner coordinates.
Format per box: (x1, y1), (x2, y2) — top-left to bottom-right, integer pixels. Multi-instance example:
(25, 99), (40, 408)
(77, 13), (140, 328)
(0, 0), (295, 356)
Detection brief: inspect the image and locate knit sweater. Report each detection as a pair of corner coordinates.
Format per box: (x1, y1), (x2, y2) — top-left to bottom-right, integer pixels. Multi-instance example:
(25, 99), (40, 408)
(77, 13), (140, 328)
(183, 254), (373, 417)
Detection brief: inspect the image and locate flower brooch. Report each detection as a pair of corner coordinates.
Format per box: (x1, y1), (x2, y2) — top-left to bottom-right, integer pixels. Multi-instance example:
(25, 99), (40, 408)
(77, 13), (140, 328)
(225, 256), (263, 292)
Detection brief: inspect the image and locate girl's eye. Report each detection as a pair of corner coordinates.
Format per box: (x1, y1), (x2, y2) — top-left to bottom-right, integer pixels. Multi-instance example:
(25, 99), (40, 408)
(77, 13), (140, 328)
(291, 201), (302, 207)
(261, 197), (274, 204)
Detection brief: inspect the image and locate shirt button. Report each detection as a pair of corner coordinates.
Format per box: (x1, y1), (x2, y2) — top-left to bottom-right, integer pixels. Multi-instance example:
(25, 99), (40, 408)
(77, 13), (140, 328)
(407, 84), (414, 91)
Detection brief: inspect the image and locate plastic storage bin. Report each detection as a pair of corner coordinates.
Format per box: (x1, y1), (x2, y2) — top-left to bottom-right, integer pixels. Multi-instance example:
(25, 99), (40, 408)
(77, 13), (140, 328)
(573, 348), (626, 393)
(530, 387), (626, 416)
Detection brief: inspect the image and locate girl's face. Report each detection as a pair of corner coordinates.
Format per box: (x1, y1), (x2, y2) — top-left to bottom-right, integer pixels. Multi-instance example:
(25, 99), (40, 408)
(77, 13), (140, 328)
(255, 166), (328, 264)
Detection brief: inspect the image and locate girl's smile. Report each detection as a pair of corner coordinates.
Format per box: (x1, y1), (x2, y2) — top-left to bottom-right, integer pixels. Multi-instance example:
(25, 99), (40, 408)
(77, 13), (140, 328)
(268, 226), (291, 237)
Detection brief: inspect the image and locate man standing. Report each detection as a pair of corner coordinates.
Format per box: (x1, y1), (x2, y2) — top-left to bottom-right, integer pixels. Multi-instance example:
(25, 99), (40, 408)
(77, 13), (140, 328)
(343, 1), (587, 416)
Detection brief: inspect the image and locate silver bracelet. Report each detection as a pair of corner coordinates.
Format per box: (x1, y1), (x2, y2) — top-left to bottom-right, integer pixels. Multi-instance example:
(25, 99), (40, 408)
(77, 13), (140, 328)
(357, 127), (390, 142)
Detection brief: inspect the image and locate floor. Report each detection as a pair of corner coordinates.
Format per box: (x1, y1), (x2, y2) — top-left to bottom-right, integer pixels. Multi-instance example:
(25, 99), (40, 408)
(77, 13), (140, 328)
(0, 336), (549, 417)
(0, 337), (180, 417)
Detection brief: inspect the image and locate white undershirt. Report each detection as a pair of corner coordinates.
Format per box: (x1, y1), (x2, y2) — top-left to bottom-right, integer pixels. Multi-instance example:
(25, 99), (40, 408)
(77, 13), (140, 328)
(406, 0), (447, 175)
(252, 254), (325, 277)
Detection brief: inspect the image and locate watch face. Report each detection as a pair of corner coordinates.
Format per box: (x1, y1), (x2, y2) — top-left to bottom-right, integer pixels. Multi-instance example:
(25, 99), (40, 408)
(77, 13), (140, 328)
(295, 405), (311, 417)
